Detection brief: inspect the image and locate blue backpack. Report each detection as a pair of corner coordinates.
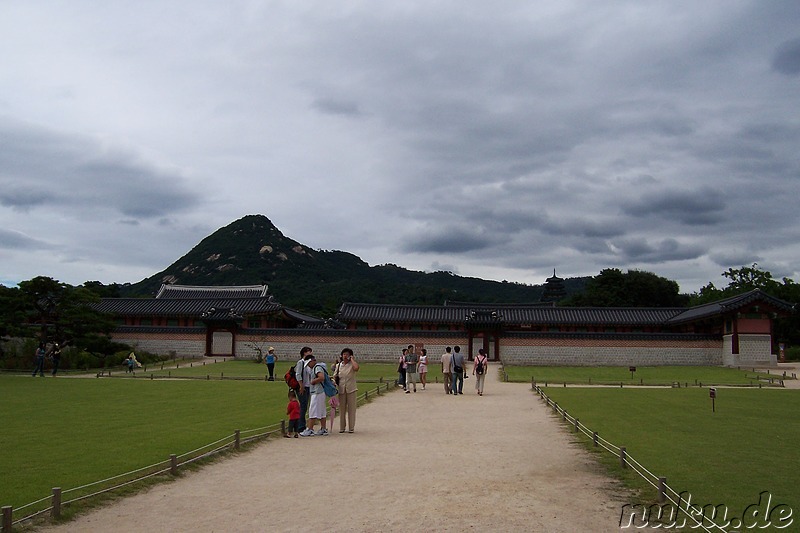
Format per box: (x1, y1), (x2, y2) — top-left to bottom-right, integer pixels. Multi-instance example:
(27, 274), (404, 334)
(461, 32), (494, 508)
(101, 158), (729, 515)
(321, 367), (339, 397)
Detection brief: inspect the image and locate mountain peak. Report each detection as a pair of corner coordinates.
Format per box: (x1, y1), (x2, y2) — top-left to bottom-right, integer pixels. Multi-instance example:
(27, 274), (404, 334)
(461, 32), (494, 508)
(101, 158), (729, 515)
(124, 215), (566, 316)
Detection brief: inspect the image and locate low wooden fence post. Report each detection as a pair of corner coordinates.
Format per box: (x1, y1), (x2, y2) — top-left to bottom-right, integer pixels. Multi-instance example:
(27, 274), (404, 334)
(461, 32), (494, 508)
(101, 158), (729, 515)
(51, 487), (61, 519)
(170, 454), (178, 475)
(620, 447), (627, 468)
(234, 430), (241, 451)
(574, 418), (579, 433)
(658, 477), (667, 504)
(593, 431), (598, 447)
(3, 505), (12, 533)
(281, 419), (286, 436)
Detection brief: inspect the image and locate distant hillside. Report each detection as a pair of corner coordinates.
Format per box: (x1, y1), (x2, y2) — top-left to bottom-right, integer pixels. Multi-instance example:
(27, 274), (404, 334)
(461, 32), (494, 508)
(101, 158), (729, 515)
(123, 214), (588, 317)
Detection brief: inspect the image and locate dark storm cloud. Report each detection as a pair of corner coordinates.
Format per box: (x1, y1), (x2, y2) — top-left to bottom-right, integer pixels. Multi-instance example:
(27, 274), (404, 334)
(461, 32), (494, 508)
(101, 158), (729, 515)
(0, 228), (51, 250)
(772, 37), (800, 75)
(403, 225), (501, 254)
(0, 118), (200, 219)
(621, 189), (726, 226)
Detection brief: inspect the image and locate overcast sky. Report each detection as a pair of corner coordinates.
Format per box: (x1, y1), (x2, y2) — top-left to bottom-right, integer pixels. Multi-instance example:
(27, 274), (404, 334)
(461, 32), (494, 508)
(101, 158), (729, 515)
(1, 1), (799, 294)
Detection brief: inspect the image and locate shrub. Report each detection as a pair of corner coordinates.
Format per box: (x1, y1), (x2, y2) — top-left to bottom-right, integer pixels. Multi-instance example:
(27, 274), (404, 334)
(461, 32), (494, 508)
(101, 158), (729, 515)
(785, 346), (800, 361)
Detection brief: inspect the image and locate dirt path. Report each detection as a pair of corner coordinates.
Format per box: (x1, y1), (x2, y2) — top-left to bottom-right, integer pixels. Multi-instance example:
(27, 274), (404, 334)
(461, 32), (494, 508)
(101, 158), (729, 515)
(40, 366), (631, 532)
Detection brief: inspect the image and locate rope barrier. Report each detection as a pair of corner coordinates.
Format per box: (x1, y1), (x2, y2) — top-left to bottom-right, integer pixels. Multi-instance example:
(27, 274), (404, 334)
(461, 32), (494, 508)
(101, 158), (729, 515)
(533, 384), (725, 532)
(5, 380), (392, 529)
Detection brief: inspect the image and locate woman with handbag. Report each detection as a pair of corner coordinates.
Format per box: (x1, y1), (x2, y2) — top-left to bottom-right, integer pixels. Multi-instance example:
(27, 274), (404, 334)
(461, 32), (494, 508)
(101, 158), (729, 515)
(333, 348), (360, 433)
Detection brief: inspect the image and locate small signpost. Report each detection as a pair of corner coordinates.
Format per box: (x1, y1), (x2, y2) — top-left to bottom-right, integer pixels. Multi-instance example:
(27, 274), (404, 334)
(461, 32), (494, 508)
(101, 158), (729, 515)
(709, 387), (716, 413)
(629, 366), (636, 380)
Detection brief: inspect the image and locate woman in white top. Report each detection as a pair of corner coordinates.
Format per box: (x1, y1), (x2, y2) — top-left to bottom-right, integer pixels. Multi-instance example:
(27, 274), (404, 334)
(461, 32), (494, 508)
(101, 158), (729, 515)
(417, 348), (428, 390)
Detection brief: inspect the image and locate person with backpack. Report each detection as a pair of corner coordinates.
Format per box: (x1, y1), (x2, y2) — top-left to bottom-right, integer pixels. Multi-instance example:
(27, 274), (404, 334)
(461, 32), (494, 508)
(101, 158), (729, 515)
(299, 354), (329, 436)
(473, 348), (489, 396)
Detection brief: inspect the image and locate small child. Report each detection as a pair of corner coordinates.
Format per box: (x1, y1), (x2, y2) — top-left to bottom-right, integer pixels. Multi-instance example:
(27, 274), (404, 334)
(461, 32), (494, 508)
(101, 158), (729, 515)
(285, 390), (301, 438)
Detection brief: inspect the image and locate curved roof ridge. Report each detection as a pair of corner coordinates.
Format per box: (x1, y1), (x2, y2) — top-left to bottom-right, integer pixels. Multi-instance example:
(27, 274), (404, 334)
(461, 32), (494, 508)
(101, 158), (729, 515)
(156, 284), (269, 299)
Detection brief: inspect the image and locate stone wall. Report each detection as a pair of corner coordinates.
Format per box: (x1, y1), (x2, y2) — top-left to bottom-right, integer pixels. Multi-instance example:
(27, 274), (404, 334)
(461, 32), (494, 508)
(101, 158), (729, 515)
(112, 330), (206, 358)
(722, 334), (776, 366)
(112, 328), (734, 367)
(235, 330), (467, 366)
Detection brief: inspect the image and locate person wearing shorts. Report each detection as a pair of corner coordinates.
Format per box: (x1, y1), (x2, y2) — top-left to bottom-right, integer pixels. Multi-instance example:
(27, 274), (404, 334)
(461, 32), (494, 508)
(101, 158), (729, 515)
(300, 355), (329, 436)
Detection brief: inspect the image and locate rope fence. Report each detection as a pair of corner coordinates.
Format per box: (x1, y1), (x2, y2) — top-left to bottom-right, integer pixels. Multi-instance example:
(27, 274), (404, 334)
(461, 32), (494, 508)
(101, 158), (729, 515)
(3, 381), (391, 532)
(533, 383), (729, 532)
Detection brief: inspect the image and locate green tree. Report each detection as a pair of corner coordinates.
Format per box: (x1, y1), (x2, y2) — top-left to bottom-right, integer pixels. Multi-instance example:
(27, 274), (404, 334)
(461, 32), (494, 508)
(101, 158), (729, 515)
(562, 269), (686, 307)
(721, 263), (779, 294)
(689, 264), (800, 346)
(15, 276), (117, 355)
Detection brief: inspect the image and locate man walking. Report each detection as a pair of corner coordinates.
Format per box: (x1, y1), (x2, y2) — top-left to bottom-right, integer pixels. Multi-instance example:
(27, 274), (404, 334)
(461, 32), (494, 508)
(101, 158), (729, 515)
(451, 345), (465, 395)
(441, 347), (453, 394)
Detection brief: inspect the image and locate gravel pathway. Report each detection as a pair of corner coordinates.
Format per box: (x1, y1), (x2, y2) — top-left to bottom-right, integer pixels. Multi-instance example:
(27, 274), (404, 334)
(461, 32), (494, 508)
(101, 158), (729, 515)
(39, 366), (631, 532)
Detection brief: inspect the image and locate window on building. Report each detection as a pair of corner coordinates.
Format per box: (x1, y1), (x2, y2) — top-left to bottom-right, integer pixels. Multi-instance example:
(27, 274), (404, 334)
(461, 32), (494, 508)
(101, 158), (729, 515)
(167, 319), (179, 327)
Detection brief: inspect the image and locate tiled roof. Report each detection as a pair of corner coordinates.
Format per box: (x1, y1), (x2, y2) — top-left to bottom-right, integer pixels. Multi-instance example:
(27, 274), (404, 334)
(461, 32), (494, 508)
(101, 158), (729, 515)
(95, 297), (283, 317)
(337, 289), (795, 327)
(667, 289), (795, 324)
(155, 284), (270, 299)
(336, 302), (683, 325)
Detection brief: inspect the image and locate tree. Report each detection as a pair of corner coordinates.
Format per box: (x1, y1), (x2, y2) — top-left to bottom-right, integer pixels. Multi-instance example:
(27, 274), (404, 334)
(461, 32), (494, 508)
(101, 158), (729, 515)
(720, 263), (778, 294)
(15, 276), (117, 353)
(562, 269), (686, 307)
(689, 264), (800, 346)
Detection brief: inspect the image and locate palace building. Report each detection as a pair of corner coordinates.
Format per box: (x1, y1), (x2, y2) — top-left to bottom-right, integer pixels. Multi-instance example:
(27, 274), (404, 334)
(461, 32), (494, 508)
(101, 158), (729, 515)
(94, 284), (794, 367)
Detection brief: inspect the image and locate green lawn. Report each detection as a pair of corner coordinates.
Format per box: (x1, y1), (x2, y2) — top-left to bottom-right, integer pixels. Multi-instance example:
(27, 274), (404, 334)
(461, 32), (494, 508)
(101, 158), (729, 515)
(539, 386), (800, 523)
(0, 362), (400, 512)
(7, 363), (795, 529)
(1, 376), (289, 511)
(504, 365), (786, 386)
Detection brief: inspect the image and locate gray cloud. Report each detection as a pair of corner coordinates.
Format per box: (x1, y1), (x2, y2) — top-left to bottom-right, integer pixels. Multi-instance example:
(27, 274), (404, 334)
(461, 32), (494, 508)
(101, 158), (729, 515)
(621, 188), (726, 226)
(311, 98), (363, 117)
(772, 37), (800, 75)
(609, 238), (706, 264)
(0, 228), (51, 250)
(0, 2), (799, 292)
(0, 118), (201, 219)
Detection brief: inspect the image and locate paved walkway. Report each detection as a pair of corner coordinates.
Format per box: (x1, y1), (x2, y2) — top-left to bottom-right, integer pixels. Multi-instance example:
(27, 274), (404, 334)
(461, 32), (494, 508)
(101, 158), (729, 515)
(40, 366), (631, 532)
